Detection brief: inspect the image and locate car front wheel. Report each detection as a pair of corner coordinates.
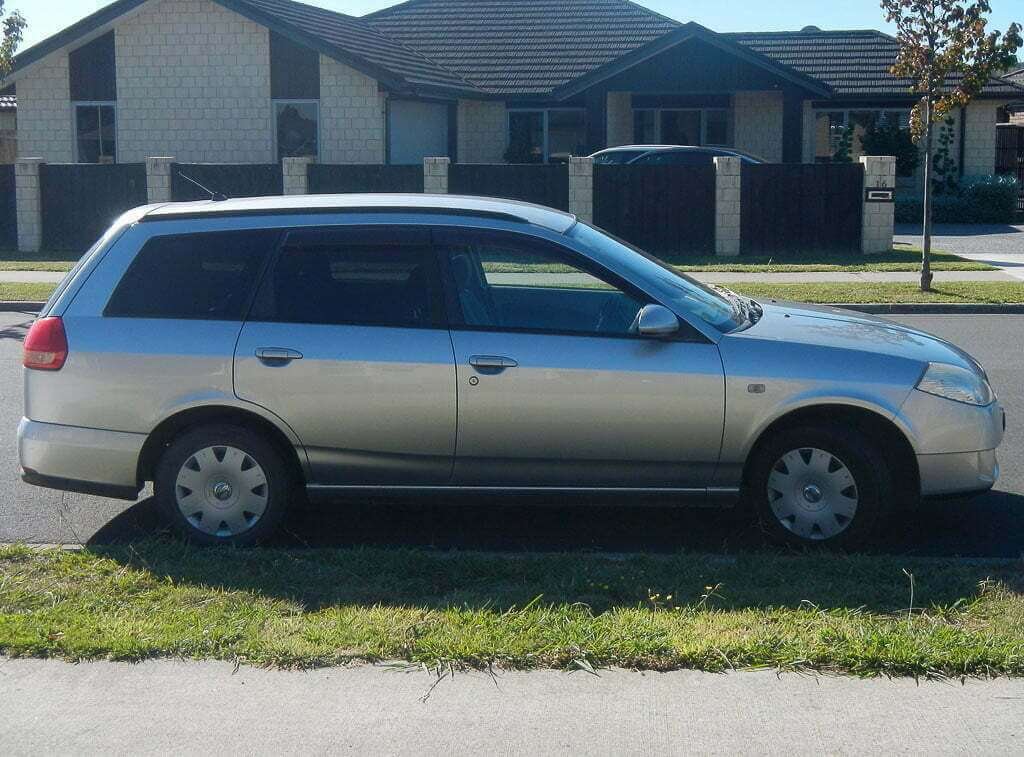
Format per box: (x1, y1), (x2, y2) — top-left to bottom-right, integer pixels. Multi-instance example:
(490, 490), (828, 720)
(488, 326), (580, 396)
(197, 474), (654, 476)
(746, 426), (892, 548)
(155, 424), (291, 546)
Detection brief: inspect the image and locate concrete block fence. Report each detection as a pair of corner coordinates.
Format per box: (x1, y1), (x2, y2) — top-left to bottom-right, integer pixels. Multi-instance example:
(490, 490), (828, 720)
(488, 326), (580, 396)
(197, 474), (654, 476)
(14, 155), (896, 255)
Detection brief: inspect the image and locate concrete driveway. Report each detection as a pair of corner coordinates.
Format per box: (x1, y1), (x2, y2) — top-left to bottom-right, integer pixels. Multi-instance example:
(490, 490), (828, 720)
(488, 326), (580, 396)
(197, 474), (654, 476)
(895, 223), (1024, 280)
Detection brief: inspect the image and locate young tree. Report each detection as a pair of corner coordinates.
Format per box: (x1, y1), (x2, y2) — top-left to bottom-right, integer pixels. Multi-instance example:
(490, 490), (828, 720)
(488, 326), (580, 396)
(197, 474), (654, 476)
(881, 0), (1021, 291)
(0, 1), (26, 79)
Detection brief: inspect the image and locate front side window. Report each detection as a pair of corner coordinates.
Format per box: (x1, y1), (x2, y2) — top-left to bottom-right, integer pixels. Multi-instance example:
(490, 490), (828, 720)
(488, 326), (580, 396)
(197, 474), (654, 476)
(438, 229), (648, 337)
(275, 101), (319, 161)
(105, 230), (278, 320)
(568, 222), (743, 333)
(251, 227), (443, 328)
(74, 103), (116, 164)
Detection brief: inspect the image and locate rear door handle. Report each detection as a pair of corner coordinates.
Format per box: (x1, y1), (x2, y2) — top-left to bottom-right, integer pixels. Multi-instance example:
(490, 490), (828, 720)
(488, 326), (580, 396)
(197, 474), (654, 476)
(255, 347), (303, 362)
(469, 355), (518, 369)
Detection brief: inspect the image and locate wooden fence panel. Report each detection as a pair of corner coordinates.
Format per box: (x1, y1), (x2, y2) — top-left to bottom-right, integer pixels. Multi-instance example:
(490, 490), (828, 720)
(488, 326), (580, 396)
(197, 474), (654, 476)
(449, 164), (570, 211)
(40, 163), (147, 252)
(593, 164), (716, 256)
(741, 163), (863, 256)
(308, 164), (424, 194)
(0, 164), (15, 250)
(171, 163), (283, 201)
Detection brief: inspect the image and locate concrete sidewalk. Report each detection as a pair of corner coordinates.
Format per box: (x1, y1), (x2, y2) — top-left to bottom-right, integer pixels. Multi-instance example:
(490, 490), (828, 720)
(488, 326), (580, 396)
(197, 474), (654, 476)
(2, 658), (1021, 755)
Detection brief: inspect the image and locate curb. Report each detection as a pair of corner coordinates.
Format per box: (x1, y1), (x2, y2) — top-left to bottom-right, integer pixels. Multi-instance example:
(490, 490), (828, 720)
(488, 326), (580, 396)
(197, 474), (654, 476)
(834, 303), (1024, 315)
(1, 302), (1022, 316)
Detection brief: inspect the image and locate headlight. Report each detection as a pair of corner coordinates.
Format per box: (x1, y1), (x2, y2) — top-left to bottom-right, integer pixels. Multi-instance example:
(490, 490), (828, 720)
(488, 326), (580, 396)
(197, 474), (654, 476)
(916, 362), (994, 406)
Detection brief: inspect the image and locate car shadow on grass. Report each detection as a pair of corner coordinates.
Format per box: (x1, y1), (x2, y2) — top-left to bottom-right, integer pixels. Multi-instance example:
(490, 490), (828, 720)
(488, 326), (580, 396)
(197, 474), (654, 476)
(86, 489), (1024, 559)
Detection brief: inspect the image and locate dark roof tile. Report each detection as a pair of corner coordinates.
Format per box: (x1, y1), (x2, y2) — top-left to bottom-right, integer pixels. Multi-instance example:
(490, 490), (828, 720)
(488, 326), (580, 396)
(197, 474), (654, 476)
(727, 30), (1024, 98)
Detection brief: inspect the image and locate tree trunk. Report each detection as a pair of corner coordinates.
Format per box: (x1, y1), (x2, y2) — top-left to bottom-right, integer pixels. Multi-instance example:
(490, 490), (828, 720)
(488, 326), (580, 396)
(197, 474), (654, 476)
(920, 98), (934, 292)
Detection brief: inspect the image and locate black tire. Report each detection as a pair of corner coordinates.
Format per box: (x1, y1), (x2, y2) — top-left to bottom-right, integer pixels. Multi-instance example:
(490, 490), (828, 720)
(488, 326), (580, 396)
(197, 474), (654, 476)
(744, 425), (892, 549)
(154, 424), (292, 546)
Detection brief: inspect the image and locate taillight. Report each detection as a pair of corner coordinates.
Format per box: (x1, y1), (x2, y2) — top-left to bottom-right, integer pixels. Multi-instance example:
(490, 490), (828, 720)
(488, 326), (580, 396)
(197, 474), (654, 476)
(23, 316), (68, 371)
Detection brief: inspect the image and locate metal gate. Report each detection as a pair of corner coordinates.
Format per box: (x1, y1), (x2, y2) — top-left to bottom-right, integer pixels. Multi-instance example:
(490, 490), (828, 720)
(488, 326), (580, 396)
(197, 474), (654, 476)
(40, 163), (148, 252)
(996, 125), (1024, 212)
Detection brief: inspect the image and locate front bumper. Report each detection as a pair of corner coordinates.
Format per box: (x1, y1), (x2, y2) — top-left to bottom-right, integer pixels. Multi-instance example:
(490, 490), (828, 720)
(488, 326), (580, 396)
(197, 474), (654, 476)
(898, 391), (1005, 497)
(918, 448), (999, 497)
(18, 417), (145, 500)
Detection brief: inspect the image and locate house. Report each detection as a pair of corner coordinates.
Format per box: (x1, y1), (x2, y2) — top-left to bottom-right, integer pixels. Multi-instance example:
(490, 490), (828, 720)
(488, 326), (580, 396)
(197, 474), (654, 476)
(0, 85), (15, 163)
(3, 0), (1022, 176)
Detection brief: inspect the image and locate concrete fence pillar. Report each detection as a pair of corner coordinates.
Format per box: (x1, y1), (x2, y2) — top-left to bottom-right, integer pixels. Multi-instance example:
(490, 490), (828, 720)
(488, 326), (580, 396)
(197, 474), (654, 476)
(423, 157), (450, 194)
(568, 156), (594, 223)
(714, 155), (742, 256)
(15, 158), (44, 253)
(282, 156), (315, 196)
(860, 155), (896, 255)
(145, 157), (175, 204)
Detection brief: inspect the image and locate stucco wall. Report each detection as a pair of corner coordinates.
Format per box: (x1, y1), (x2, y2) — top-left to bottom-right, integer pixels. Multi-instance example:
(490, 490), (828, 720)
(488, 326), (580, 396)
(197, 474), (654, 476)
(606, 92), (632, 147)
(733, 91), (783, 163)
(15, 55), (72, 162)
(115, 0), (274, 163)
(319, 55), (386, 164)
(456, 99), (506, 163)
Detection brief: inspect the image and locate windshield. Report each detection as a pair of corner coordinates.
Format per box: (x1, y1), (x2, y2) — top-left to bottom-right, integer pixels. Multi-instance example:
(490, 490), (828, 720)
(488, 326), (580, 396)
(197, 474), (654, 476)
(592, 150), (648, 165)
(568, 222), (746, 333)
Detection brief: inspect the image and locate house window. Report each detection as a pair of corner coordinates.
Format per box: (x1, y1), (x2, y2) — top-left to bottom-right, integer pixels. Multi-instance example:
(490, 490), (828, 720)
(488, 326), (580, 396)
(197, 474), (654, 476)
(507, 109), (586, 163)
(74, 103), (116, 164)
(274, 100), (319, 161)
(814, 109), (912, 162)
(630, 108), (732, 147)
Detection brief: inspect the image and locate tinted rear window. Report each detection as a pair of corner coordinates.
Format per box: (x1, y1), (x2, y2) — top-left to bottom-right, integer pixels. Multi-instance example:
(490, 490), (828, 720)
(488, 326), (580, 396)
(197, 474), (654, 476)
(249, 226), (444, 328)
(105, 230), (277, 319)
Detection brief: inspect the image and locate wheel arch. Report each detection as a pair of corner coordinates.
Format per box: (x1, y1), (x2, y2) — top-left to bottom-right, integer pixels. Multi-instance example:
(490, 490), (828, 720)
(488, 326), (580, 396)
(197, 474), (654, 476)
(136, 405), (308, 487)
(740, 403), (920, 502)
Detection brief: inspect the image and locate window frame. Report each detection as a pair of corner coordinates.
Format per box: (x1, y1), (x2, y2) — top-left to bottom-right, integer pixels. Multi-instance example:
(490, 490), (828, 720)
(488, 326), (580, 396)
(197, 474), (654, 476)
(72, 101), (117, 164)
(506, 108), (587, 164)
(433, 226), (692, 341)
(248, 224), (448, 330)
(272, 99), (321, 162)
(631, 108), (732, 148)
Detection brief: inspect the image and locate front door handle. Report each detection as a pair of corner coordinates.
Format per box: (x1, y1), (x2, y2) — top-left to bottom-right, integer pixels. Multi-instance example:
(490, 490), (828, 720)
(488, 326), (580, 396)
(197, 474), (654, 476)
(255, 347), (303, 363)
(469, 355), (518, 369)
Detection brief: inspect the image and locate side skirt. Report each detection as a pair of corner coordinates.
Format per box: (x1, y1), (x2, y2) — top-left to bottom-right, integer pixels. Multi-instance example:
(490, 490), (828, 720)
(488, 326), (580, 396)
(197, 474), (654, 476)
(306, 485), (741, 508)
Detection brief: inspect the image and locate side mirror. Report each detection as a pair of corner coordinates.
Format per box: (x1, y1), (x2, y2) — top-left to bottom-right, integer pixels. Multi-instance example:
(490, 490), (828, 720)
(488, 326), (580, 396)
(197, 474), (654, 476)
(636, 304), (680, 337)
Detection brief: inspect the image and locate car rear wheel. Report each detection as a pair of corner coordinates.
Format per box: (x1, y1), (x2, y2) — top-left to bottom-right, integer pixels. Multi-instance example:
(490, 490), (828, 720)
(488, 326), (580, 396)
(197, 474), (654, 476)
(746, 426), (891, 548)
(155, 424), (291, 546)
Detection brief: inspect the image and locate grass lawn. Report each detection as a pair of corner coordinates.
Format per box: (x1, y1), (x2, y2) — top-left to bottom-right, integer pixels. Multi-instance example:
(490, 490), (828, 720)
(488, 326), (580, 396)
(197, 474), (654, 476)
(1, 543), (1022, 677)
(671, 247), (992, 273)
(733, 282), (1024, 305)
(485, 247), (992, 274)
(0, 250), (78, 272)
(0, 283), (59, 302)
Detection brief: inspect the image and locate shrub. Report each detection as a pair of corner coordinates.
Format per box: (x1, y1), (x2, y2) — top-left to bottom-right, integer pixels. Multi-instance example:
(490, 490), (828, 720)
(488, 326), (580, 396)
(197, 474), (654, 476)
(861, 124), (921, 177)
(896, 174), (1020, 224)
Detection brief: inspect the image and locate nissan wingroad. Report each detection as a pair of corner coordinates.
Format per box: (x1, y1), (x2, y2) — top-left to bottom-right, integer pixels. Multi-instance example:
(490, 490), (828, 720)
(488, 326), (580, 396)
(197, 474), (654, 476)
(19, 195), (1005, 547)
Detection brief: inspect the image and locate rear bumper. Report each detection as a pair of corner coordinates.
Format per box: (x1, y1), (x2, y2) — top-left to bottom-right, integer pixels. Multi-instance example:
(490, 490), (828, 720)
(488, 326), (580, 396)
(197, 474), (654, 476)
(18, 417), (144, 500)
(918, 448), (999, 497)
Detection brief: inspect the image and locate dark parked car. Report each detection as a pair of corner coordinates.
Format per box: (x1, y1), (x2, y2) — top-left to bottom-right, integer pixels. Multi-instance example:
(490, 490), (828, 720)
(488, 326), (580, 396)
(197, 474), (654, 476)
(590, 145), (765, 166)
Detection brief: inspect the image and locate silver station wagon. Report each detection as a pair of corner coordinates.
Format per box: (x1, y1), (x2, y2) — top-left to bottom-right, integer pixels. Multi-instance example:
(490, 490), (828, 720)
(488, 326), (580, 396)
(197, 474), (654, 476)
(19, 195), (1005, 547)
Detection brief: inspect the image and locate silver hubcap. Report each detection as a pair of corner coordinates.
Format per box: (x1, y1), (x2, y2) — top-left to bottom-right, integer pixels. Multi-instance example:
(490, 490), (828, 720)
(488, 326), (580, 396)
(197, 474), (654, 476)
(767, 447), (859, 541)
(174, 445), (269, 537)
